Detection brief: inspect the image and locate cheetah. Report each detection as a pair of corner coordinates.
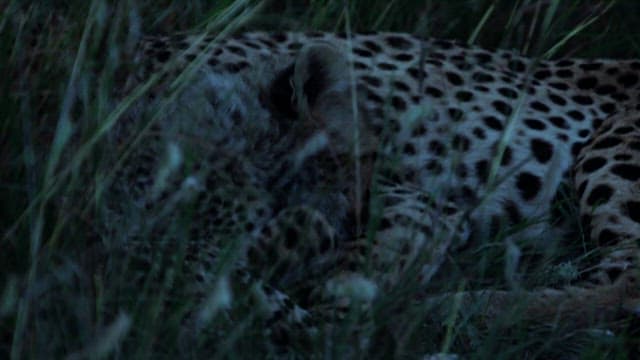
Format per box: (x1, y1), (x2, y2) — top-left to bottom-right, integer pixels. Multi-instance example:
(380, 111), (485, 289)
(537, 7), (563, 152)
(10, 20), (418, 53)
(110, 31), (640, 350)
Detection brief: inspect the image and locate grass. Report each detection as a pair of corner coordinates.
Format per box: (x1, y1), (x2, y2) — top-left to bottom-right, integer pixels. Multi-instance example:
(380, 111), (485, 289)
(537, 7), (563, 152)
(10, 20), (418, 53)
(3, 0), (640, 358)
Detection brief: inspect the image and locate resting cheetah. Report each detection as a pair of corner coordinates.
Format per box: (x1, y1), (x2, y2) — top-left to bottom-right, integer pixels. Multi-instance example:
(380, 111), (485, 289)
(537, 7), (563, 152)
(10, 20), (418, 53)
(110, 31), (640, 349)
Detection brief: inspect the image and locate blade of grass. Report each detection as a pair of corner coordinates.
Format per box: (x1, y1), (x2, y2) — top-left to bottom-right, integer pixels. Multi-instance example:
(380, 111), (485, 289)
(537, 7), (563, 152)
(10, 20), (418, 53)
(467, 3), (495, 45)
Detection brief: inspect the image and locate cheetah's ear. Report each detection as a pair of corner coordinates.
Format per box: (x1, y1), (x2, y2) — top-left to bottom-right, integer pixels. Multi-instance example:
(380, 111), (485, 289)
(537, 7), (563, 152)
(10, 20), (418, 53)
(291, 42), (352, 120)
(268, 42), (374, 153)
(294, 42), (375, 154)
(268, 42), (352, 123)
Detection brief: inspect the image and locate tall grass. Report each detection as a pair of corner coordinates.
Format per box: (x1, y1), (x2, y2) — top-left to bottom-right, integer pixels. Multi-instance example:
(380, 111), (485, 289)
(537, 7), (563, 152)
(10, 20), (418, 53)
(2, 0), (640, 358)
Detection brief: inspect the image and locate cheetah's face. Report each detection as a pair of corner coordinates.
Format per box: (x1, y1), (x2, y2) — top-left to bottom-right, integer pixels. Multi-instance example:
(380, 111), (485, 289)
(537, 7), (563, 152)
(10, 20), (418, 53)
(115, 42), (378, 246)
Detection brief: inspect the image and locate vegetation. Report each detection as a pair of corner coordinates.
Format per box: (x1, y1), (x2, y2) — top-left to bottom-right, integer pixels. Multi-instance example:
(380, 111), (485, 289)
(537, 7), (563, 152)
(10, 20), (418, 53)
(3, 0), (640, 358)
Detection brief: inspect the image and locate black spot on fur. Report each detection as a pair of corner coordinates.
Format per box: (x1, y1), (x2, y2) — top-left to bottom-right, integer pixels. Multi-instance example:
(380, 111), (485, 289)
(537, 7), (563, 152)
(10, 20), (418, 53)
(600, 102), (617, 114)
(614, 126), (635, 135)
(473, 127), (486, 139)
(226, 45), (246, 56)
(377, 62), (398, 71)
(429, 140), (446, 156)
(595, 84), (617, 95)
(366, 90), (384, 104)
(578, 129), (590, 138)
(426, 160), (443, 174)
(448, 108), (464, 121)
(581, 157), (607, 173)
(556, 69), (573, 78)
(548, 93), (567, 106)
(225, 61), (250, 73)
(455, 90), (474, 102)
(395, 53), (414, 61)
(586, 184), (614, 206)
(524, 118), (546, 130)
(361, 75), (382, 87)
(534, 69), (552, 80)
(516, 172), (542, 201)
(577, 76), (598, 89)
(475, 160), (489, 183)
(446, 72), (464, 86)
(452, 135), (471, 152)
(548, 116), (569, 129)
(549, 82), (570, 90)
(625, 201), (640, 224)
(500, 146), (513, 166)
(571, 141), (586, 157)
(354, 62), (369, 70)
(567, 110), (585, 121)
(403, 142), (416, 155)
(492, 100), (512, 116)
(531, 101), (550, 113)
(483, 116), (503, 131)
(614, 154), (632, 161)
(592, 137), (623, 149)
(354, 48), (374, 57)
(407, 67), (427, 80)
(391, 96), (407, 111)
(571, 95), (594, 105)
(473, 72), (494, 82)
(411, 124), (427, 137)
(611, 92), (630, 102)
(611, 164), (640, 181)
(425, 86), (443, 98)
(363, 40), (383, 53)
(530, 139), (553, 163)
(618, 73), (639, 88)
(598, 229), (618, 247)
(498, 87), (518, 99)
(393, 81), (411, 92)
